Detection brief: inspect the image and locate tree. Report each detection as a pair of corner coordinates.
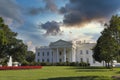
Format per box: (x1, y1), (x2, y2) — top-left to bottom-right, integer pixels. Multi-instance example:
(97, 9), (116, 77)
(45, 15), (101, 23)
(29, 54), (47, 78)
(0, 17), (28, 64)
(93, 15), (120, 68)
(25, 51), (35, 63)
(0, 17), (8, 59)
(8, 39), (28, 62)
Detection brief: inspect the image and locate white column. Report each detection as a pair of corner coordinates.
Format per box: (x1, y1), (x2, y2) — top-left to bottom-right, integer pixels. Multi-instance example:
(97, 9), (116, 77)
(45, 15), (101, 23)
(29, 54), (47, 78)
(57, 48), (59, 62)
(72, 48), (76, 62)
(64, 48), (66, 62)
(71, 48), (73, 62)
(51, 50), (53, 63)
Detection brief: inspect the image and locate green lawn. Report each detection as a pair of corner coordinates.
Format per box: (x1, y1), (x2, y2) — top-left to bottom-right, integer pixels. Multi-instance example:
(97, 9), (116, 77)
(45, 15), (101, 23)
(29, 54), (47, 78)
(0, 66), (120, 80)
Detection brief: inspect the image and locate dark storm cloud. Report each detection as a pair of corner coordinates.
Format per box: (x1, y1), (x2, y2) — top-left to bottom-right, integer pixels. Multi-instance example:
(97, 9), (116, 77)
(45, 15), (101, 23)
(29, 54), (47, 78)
(40, 21), (62, 36)
(29, 0), (58, 15)
(60, 0), (120, 26)
(0, 0), (22, 23)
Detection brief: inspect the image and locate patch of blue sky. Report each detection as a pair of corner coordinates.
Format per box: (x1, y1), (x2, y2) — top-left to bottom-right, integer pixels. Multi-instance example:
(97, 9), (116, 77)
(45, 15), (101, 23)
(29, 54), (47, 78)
(35, 12), (63, 23)
(16, 0), (45, 8)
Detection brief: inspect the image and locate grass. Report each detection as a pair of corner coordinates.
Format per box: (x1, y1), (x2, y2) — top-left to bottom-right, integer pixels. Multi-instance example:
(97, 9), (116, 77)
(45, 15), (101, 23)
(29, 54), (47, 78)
(0, 66), (120, 80)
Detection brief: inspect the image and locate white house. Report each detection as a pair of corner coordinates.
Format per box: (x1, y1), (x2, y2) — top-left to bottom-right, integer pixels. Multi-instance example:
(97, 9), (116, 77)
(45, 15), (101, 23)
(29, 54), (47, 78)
(35, 39), (104, 66)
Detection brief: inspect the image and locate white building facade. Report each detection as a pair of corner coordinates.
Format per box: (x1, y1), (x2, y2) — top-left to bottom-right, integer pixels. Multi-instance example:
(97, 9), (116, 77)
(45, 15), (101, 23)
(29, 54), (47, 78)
(35, 40), (103, 66)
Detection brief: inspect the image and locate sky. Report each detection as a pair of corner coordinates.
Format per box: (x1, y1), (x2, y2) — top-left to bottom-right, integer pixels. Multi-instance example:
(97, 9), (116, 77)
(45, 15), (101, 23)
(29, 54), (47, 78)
(0, 0), (120, 52)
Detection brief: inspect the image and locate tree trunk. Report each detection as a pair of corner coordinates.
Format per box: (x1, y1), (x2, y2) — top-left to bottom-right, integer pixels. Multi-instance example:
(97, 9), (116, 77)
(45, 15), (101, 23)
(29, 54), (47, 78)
(111, 60), (113, 70)
(105, 62), (108, 68)
(108, 62), (110, 68)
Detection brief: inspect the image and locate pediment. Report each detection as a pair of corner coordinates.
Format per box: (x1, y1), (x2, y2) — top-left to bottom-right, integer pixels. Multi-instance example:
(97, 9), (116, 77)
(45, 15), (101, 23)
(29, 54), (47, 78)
(49, 40), (72, 48)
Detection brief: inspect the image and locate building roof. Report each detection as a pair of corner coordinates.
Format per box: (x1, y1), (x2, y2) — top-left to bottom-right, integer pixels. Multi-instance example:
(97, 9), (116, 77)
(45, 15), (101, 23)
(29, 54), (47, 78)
(49, 39), (73, 48)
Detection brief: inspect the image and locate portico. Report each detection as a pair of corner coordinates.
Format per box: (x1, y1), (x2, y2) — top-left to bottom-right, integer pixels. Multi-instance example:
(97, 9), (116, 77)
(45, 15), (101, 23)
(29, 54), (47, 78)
(49, 40), (74, 63)
(56, 47), (67, 62)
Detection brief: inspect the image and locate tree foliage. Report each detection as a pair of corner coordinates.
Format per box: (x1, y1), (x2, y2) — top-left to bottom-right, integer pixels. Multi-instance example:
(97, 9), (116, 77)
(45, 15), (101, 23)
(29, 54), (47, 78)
(0, 17), (30, 63)
(93, 15), (120, 68)
(25, 51), (35, 63)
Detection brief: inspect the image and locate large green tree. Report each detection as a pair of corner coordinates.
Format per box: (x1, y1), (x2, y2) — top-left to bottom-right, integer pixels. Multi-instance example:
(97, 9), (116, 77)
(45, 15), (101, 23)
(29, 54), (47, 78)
(93, 15), (120, 68)
(0, 17), (28, 63)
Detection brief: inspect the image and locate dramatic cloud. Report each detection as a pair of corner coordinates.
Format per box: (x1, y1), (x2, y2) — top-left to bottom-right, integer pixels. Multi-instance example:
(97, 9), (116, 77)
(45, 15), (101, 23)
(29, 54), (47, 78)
(44, 0), (58, 12)
(60, 0), (120, 26)
(29, 0), (58, 15)
(0, 0), (22, 23)
(40, 21), (62, 36)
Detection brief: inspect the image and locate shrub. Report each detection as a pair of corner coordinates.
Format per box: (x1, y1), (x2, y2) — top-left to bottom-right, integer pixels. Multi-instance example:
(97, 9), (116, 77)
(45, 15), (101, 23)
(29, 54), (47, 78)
(66, 61), (70, 66)
(40, 62), (52, 66)
(79, 62), (90, 67)
(29, 62), (41, 66)
(70, 62), (77, 66)
(40, 62), (47, 66)
(21, 60), (29, 66)
(55, 62), (67, 66)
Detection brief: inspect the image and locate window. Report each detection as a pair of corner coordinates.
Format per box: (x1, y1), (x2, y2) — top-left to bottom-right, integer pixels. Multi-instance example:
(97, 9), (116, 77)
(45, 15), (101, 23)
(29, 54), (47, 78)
(42, 52), (44, 56)
(42, 59), (44, 62)
(47, 59), (49, 62)
(86, 50), (89, 54)
(80, 58), (83, 62)
(87, 58), (89, 63)
(80, 50), (82, 54)
(59, 59), (62, 62)
(37, 59), (40, 62)
(59, 51), (62, 56)
(47, 52), (49, 56)
(38, 52), (40, 56)
(66, 58), (68, 61)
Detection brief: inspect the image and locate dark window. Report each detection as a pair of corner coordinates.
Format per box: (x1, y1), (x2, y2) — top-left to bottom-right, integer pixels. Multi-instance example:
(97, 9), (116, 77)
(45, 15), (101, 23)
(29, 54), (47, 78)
(38, 52), (40, 56)
(66, 58), (68, 62)
(42, 52), (44, 56)
(80, 58), (83, 62)
(87, 58), (89, 63)
(59, 59), (62, 62)
(47, 52), (49, 56)
(37, 59), (39, 62)
(47, 59), (49, 62)
(80, 50), (82, 54)
(59, 51), (62, 56)
(42, 59), (44, 62)
(86, 50), (89, 54)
